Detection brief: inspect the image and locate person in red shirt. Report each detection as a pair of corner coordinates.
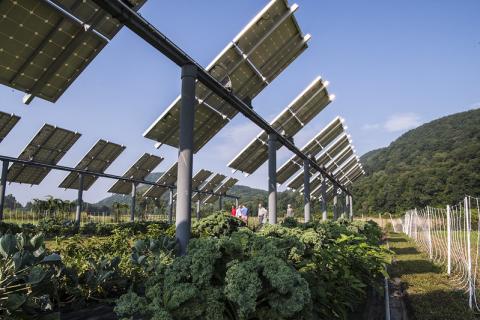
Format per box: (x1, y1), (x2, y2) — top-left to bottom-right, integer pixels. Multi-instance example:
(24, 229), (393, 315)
(231, 205), (236, 217)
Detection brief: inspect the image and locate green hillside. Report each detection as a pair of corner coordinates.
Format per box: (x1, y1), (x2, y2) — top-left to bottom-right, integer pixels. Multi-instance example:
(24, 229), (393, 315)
(352, 108), (480, 214)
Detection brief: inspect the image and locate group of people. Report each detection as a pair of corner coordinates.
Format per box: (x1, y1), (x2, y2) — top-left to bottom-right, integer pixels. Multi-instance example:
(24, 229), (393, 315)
(231, 203), (295, 225)
(231, 204), (249, 222)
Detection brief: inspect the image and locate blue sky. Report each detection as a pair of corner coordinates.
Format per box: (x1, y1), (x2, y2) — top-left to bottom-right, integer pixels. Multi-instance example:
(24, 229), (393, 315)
(1, 0), (479, 205)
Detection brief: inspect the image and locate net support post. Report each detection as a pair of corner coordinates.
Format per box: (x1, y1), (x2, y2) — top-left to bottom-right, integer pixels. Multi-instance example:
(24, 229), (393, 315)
(427, 207), (433, 259)
(0, 160), (9, 220)
(465, 196), (473, 309)
(176, 64), (197, 256)
(303, 158), (311, 223)
(446, 204), (451, 275)
(267, 134), (277, 224)
(130, 183), (136, 222)
(320, 175), (327, 221)
(75, 173), (84, 224)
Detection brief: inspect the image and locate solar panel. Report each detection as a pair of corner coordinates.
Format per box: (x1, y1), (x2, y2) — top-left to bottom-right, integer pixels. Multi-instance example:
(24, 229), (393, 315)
(107, 153), (163, 194)
(191, 173), (226, 202)
(203, 177), (238, 204)
(0, 111), (20, 142)
(282, 133), (351, 189)
(276, 116), (345, 184)
(7, 123), (80, 184)
(58, 139), (125, 190)
(142, 162), (178, 198)
(0, 0), (146, 103)
(144, 0), (309, 153)
(228, 76), (333, 174)
(311, 158), (361, 198)
(191, 169), (213, 190)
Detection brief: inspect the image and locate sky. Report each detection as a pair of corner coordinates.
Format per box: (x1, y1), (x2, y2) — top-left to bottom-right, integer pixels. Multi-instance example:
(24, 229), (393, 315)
(1, 0), (479, 205)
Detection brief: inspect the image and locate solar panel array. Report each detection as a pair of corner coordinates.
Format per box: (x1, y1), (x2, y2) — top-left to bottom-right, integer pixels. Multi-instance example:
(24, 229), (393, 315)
(108, 153), (163, 195)
(276, 116), (345, 184)
(143, 162), (178, 198)
(203, 177), (238, 204)
(7, 123), (80, 184)
(144, 0), (309, 153)
(228, 76), (332, 174)
(0, 0), (146, 103)
(0, 111), (20, 142)
(191, 173), (226, 202)
(59, 139), (125, 190)
(282, 133), (350, 190)
(191, 169), (213, 190)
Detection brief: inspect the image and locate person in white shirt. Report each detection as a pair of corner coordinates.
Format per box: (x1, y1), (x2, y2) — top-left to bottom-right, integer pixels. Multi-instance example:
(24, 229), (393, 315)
(258, 203), (268, 225)
(286, 204), (294, 218)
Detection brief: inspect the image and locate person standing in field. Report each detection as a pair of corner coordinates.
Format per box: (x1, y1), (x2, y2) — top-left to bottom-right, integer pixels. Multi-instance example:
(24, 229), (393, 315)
(286, 204), (294, 218)
(258, 203), (267, 225)
(236, 205), (242, 218)
(240, 205), (248, 223)
(231, 205), (236, 217)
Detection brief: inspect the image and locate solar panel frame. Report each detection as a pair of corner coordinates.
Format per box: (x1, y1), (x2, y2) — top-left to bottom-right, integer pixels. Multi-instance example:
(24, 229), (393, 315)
(191, 173), (226, 202)
(58, 139), (125, 190)
(203, 177), (238, 204)
(143, 0), (309, 153)
(310, 157), (360, 197)
(107, 153), (163, 194)
(7, 123), (80, 184)
(191, 169), (213, 190)
(228, 76), (332, 174)
(276, 116), (345, 184)
(0, 111), (20, 142)
(0, 0), (146, 103)
(142, 162), (178, 198)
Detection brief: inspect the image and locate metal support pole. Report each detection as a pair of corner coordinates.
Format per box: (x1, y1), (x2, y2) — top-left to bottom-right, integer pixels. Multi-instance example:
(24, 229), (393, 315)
(268, 134), (277, 224)
(0, 160), (8, 220)
(349, 195), (353, 220)
(75, 174), (84, 224)
(446, 204), (451, 275)
(168, 189), (173, 224)
(303, 158), (311, 223)
(235, 198), (239, 208)
(333, 187), (338, 220)
(344, 194), (349, 218)
(175, 64), (197, 256)
(130, 183), (136, 222)
(321, 176), (327, 221)
(196, 200), (200, 220)
(219, 195), (223, 211)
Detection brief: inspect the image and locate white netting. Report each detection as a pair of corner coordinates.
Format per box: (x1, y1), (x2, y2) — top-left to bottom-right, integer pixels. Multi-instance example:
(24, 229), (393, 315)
(402, 196), (480, 310)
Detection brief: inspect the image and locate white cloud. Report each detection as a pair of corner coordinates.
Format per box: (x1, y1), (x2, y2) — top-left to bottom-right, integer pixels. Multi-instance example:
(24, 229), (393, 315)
(362, 123), (381, 130)
(383, 113), (421, 132)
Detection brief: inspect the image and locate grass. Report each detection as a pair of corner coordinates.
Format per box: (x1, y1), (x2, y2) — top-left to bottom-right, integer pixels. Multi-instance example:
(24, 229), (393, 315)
(388, 232), (479, 320)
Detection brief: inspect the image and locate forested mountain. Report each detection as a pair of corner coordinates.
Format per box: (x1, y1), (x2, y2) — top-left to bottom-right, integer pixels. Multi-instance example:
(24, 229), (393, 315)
(352, 108), (480, 214)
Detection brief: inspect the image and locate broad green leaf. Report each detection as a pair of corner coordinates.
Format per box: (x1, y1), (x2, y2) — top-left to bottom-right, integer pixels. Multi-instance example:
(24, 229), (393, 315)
(0, 234), (18, 258)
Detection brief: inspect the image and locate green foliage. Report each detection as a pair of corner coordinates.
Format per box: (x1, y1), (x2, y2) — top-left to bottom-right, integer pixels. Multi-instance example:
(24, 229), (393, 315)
(354, 108), (480, 213)
(0, 232), (63, 319)
(115, 216), (389, 320)
(191, 212), (245, 238)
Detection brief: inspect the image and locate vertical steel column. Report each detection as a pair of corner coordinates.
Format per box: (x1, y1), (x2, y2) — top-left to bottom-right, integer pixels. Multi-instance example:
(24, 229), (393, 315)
(219, 195), (223, 211)
(333, 187), (338, 220)
(344, 194), (349, 218)
(349, 195), (353, 220)
(130, 183), (136, 222)
(196, 199), (200, 220)
(75, 174), (84, 223)
(168, 189), (173, 224)
(235, 198), (239, 208)
(176, 64), (197, 256)
(268, 134), (277, 224)
(0, 160), (9, 220)
(303, 158), (311, 223)
(321, 175), (327, 221)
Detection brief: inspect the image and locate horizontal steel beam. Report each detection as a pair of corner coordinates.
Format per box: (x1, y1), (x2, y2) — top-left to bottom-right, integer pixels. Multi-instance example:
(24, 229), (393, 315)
(0, 155), (238, 199)
(91, 0), (351, 196)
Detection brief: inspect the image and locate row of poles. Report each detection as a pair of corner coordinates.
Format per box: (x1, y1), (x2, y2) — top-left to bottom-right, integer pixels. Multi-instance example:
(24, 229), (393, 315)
(0, 156), (239, 226)
(86, 0), (355, 256)
(403, 197), (476, 310)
